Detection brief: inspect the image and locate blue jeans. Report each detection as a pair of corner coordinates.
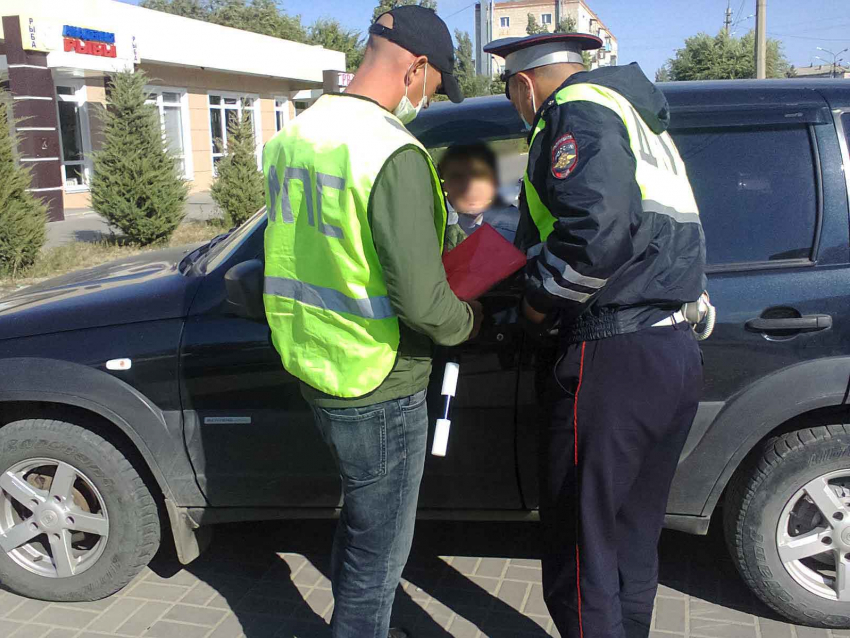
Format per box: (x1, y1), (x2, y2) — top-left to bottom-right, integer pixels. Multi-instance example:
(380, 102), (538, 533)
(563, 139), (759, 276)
(311, 389), (429, 638)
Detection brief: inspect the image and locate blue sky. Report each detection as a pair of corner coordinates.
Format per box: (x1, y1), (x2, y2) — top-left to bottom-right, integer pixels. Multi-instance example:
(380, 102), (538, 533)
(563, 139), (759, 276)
(125, 0), (850, 75)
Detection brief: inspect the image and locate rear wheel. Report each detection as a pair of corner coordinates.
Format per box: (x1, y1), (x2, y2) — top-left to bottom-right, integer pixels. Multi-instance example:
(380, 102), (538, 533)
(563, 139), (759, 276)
(0, 419), (161, 601)
(724, 425), (850, 628)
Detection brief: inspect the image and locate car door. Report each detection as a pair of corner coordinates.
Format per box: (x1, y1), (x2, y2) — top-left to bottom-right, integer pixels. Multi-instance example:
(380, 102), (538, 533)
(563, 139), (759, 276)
(516, 98), (850, 512)
(178, 212), (341, 508)
(178, 198), (526, 510)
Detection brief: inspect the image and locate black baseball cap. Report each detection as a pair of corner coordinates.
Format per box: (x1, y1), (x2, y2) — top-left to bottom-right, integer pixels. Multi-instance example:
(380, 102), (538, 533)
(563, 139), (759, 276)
(369, 5), (464, 103)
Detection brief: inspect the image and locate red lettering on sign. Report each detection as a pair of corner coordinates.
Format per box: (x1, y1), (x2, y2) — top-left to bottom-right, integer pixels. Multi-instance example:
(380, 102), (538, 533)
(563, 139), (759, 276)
(63, 37), (119, 59)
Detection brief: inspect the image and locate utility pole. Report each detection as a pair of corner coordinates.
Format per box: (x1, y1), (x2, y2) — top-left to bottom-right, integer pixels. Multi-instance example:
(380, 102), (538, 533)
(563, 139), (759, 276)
(724, 1), (733, 35)
(755, 0), (767, 79)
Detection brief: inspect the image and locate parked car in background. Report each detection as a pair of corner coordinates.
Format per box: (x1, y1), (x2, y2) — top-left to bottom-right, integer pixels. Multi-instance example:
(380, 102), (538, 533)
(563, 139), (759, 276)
(0, 80), (849, 628)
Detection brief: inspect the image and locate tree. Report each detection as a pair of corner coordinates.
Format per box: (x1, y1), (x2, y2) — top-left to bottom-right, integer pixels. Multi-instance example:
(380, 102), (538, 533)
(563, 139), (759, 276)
(0, 90), (46, 276)
(662, 30), (790, 81)
(454, 30), (490, 98)
(141, 0), (308, 43)
(526, 13), (548, 35)
(210, 108), (264, 227)
(309, 19), (364, 72)
(372, 0), (437, 22)
(139, 0), (209, 20)
(655, 67), (671, 82)
(556, 16), (576, 33)
(90, 70), (188, 245)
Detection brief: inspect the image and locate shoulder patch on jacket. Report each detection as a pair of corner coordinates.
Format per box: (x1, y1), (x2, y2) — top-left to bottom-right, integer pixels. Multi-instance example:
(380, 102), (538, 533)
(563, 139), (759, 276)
(551, 134), (578, 180)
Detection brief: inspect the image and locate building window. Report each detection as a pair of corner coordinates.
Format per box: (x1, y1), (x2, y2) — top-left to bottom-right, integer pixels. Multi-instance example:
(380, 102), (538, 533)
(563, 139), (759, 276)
(208, 93), (261, 170)
(55, 83), (92, 192)
(274, 97), (290, 131)
(146, 88), (192, 179)
(500, 16), (510, 28)
(541, 13), (552, 25)
(293, 100), (311, 117)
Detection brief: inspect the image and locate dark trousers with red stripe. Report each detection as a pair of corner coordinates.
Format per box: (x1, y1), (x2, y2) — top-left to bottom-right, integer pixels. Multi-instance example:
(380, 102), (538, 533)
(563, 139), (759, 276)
(539, 323), (702, 638)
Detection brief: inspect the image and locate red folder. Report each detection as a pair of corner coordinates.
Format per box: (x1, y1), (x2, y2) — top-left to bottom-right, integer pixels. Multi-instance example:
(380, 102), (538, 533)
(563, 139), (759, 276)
(442, 223), (527, 301)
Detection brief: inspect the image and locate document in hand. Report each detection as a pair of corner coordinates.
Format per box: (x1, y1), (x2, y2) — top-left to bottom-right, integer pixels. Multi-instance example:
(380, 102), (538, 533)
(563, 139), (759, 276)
(442, 223), (527, 301)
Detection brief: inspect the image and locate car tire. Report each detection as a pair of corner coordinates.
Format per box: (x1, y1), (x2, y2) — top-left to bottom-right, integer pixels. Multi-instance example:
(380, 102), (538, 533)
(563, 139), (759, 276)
(724, 425), (850, 628)
(0, 418), (161, 601)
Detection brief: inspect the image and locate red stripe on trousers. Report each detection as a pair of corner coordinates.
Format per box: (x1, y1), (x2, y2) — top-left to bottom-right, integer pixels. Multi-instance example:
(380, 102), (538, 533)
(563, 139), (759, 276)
(574, 341), (587, 638)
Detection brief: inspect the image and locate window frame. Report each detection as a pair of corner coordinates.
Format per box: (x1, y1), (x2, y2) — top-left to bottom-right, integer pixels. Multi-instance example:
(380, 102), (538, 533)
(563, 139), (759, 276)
(274, 96), (291, 132)
(207, 91), (262, 172)
(500, 16), (510, 28)
(671, 122), (824, 275)
(54, 80), (93, 193)
(541, 13), (552, 25)
(146, 85), (194, 180)
(835, 109), (850, 219)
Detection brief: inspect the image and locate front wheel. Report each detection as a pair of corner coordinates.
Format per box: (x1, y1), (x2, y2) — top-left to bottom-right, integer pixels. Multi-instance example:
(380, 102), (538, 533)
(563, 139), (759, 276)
(0, 419), (161, 601)
(724, 425), (850, 628)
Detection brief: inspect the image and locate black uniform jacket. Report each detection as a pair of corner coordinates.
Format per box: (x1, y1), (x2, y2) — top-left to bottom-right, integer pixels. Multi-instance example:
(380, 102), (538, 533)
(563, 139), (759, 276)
(517, 63), (707, 343)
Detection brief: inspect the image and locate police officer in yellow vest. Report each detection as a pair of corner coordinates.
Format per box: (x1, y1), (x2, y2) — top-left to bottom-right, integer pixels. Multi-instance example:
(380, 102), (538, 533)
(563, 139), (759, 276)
(485, 34), (707, 638)
(263, 7), (481, 638)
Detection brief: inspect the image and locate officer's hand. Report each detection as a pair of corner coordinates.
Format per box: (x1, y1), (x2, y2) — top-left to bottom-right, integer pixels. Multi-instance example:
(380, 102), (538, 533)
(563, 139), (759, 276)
(522, 298), (547, 324)
(468, 300), (484, 340)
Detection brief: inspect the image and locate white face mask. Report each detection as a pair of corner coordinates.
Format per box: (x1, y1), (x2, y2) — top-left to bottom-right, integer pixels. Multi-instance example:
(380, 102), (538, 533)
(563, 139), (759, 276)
(521, 86), (537, 132)
(394, 62), (428, 125)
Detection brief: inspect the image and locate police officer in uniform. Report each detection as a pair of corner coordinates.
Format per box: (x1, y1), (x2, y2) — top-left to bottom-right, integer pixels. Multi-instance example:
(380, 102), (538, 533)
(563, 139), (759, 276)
(485, 34), (707, 638)
(263, 7), (481, 638)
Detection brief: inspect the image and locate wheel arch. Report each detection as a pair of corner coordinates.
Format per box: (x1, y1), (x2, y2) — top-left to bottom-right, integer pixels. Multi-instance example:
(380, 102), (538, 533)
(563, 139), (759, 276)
(669, 356), (850, 520)
(0, 357), (209, 563)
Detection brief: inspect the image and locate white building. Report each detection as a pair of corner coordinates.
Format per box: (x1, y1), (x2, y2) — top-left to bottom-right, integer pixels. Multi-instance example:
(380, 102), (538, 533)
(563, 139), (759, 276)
(0, 0), (346, 220)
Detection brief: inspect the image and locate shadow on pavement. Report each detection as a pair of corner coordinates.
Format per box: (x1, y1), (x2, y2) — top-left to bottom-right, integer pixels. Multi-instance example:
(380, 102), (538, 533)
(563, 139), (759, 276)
(147, 517), (783, 637)
(657, 519), (786, 623)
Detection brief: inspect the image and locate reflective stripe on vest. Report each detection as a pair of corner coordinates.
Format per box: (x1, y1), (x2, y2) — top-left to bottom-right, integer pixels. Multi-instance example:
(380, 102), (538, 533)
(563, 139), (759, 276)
(526, 83), (701, 243)
(263, 94), (448, 398)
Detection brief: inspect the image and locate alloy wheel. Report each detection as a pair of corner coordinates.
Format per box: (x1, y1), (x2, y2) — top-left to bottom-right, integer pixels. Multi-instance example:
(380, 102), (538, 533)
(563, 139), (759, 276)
(0, 458), (109, 578)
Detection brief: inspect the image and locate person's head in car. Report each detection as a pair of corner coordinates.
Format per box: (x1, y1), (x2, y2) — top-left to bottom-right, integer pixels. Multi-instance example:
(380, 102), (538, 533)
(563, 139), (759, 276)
(440, 143), (502, 216)
(439, 143), (519, 248)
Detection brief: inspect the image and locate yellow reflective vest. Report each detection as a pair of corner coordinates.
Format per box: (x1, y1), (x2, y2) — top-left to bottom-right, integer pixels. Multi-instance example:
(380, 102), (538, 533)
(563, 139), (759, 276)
(262, 94), (447, 398)
(525, 82), (700, 243)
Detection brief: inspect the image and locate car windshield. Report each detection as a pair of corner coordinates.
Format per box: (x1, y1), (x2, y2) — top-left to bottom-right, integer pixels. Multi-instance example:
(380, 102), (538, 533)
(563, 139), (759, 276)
(200, 209), (267, 273)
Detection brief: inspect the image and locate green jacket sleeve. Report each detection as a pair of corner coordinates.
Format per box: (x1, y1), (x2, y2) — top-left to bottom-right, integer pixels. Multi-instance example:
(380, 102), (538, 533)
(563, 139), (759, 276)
(371, 147), (474, 347)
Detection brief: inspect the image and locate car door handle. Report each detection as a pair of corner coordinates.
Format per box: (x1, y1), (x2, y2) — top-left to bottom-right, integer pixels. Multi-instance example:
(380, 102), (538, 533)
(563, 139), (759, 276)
(746, 315), (832, 333)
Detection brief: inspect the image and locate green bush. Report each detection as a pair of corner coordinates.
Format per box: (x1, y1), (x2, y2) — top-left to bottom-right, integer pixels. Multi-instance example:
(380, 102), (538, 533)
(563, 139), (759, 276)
(210, 107), (264, 227)
(0, 92), (47, 277)
(90, 70), (188, 245)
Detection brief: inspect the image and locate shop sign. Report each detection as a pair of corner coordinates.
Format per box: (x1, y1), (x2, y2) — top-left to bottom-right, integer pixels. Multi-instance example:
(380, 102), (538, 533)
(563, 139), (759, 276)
(62, 25), (118, 59)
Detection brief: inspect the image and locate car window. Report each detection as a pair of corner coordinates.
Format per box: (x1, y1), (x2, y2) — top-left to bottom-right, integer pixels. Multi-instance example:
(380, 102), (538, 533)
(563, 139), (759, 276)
(203, 209), (267, 272)
(429, 137), (528, 207)
(843, 114), (850, 146)
(671, 126), (818, 266)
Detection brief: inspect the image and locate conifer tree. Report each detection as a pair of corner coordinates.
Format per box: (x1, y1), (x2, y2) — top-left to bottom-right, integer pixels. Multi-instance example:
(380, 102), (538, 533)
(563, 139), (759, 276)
(90, 70), (188, 245)
(210, 107), (264, 227)
(0, 91), (47, 277)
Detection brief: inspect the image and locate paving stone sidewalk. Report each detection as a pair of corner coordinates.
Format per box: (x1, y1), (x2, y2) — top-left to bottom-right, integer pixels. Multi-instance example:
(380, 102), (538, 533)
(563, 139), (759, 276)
(0, 520), (847, 638)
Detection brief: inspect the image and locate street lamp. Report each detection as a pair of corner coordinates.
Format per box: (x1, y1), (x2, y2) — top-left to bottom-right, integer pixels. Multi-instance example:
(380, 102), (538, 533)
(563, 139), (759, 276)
(816, 47), (849, 78)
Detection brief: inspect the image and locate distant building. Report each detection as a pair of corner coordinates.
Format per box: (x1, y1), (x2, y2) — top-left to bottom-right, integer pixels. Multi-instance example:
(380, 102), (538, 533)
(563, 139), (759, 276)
(792, 64), (849, 79)
(475, 0), (618, 77)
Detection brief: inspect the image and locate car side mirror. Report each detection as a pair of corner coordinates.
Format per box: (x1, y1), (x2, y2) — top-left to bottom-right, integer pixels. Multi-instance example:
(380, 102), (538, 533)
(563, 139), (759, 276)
(224, 259), (265, 321)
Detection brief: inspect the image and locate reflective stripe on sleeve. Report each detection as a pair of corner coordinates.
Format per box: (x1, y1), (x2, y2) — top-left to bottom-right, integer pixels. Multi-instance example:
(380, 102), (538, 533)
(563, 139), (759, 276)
(538, 262), (593, 303)
(264, 277), (396, 320)
(541, 246), (607, 290)
(642, 200), (701, 225)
